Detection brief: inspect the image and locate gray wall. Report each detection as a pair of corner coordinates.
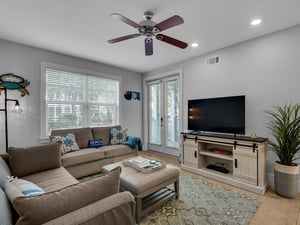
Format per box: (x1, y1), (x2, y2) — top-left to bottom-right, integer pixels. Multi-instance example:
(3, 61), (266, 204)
(0, 39), (142, 153)
(144, 25), (300, 189)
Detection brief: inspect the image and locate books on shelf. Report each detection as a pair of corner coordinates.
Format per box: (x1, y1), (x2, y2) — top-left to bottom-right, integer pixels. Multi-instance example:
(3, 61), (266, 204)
(208, 148), (232, 155)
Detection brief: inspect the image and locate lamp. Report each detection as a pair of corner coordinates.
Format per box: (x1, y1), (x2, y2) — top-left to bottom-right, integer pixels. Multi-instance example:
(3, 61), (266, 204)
(11, 100), (22, 113)
(0, 89), (23, 152)
(0, 73), (30, 153)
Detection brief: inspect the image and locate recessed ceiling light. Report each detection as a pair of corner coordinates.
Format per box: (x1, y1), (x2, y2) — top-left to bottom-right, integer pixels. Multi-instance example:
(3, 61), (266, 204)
(191, 42), (199, 48)
(251, 19), (262, 26)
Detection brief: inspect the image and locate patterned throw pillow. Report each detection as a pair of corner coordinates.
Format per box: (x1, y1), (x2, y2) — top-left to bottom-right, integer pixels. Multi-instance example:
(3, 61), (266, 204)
(4, 177), (45, 203)
(88, 139), (103, 148)
(49, 133), (80, 155)
(0, 157), (11, 190)
(110, 128), (127, 145)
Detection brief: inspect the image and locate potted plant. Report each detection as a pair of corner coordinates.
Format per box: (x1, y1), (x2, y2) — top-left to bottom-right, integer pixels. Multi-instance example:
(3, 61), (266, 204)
(266, 104), (300, 198)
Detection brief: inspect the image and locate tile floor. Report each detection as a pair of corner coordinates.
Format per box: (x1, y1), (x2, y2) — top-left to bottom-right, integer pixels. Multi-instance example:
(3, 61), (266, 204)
(139, 150), (300, 225)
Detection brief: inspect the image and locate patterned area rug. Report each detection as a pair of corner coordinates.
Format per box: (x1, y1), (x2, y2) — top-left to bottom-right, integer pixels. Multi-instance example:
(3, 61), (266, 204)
(140, 174), (260, 225)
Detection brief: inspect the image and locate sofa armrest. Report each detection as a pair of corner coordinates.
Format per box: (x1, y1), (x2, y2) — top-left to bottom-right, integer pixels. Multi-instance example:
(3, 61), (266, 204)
(42, 191), (135, 225)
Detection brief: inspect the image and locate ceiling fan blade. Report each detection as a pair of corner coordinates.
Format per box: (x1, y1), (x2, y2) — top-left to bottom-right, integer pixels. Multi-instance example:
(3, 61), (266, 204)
(111, 13), (141, 29)
(108, 33), (142, 44)
(155, 15), (184, 31)
(156, 34), (188, 49)
(145, 38), (153, 56)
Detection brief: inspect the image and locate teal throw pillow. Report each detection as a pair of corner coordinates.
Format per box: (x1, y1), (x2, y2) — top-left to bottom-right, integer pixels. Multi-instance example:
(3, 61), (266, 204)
(110, 128), (127, 145)
(49, 133), (80, 155)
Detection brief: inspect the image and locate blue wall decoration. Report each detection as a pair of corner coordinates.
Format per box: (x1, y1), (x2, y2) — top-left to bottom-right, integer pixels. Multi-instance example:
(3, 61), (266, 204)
(124, 91), (140, 101)
(0, 73), (30, 153)
(0, 73), (30, 96)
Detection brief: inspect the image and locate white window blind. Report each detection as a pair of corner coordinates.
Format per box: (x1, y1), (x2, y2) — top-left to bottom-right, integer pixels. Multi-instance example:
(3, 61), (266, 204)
(44, 68), (119, 135)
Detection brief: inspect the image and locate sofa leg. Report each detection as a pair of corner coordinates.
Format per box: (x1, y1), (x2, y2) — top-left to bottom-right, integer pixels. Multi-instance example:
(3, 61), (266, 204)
(136, 197), (142, 224)
(175, 179), (179, 199)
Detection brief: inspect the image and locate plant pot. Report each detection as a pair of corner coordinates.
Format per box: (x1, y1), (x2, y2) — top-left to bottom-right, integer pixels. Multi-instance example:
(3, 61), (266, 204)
(274, 161), (299, 198)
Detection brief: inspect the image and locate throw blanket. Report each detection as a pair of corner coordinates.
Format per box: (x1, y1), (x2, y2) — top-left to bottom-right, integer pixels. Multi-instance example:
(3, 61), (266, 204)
(123, 136), (142, 150)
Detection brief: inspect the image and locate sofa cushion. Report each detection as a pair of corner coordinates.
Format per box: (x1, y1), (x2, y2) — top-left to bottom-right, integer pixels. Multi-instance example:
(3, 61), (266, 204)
(92, 125), (121, 146)
(61, 148), (106, 167)
(0, 157), (10, 190)
(13, 167), (121, 225)
(21, 167), (79, 192)
(103, 145), (134, 159)
(49, 133), (80, 154)
(51, 128), (94, 149)
(8, 142), (61, 177)
(110, 128), (127, 145)
(5, 177), (45, 203)
(0, 188), (12, 225)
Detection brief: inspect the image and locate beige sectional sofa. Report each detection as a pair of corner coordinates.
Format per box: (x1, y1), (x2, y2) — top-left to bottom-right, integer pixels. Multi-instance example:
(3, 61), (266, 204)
(50, 125), (138, 178)
(0, 142), (135, 225)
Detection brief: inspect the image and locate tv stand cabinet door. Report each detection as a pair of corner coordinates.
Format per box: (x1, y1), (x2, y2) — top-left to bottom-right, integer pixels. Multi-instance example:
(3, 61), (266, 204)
(182, 139), (198, 168)
(233, 146), (257, 186)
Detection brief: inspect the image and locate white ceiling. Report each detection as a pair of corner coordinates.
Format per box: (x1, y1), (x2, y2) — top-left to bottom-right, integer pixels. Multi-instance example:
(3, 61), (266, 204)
(1, 0), (300, 73)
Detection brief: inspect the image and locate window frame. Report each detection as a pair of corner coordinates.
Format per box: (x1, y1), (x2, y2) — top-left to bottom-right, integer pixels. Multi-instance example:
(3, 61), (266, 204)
(40, 62), (122, 139)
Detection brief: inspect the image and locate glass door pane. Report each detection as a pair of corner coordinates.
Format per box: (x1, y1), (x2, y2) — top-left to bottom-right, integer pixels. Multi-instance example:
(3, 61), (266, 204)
(149, 83), (161, 145)
(165, 79), (179, 148)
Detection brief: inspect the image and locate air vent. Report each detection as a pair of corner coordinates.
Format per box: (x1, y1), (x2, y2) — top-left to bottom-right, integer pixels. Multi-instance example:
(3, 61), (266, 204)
(206, 55), (220, 65)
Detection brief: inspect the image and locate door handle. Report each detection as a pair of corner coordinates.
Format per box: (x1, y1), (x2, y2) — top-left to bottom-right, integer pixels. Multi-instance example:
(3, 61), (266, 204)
(234, 159), (238, 168)
(194, 151), (197, 158)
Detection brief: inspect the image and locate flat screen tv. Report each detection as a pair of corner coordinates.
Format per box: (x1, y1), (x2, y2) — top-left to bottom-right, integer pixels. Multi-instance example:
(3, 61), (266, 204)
(188, 95), (245, 135)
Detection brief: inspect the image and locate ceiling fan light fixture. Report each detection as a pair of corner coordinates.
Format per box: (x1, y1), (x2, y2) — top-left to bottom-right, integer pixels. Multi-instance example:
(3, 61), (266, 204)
(251, 18), (262, 26)
(108, 11), (188, 55)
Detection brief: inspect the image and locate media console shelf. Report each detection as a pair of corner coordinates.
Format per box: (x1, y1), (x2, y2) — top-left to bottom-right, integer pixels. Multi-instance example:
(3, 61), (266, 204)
(180, 132), (268, 194)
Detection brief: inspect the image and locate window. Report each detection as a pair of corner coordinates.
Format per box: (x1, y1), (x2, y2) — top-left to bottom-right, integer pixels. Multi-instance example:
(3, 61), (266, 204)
(41, 64), (120, 137)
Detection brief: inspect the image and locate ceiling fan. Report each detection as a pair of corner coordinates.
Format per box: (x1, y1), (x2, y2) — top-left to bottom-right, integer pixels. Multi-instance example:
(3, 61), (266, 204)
(107, 11), (188, 56)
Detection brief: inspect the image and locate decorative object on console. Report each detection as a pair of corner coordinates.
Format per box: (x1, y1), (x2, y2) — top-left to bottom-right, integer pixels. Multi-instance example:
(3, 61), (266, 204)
(251, 132), (258, 139)
(266, 103), (300, 198)
(0, 73), (30, 153)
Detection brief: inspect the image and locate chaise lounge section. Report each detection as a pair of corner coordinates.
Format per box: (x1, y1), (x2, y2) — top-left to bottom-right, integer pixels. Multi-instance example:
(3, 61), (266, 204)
(0, 142), (135, 225)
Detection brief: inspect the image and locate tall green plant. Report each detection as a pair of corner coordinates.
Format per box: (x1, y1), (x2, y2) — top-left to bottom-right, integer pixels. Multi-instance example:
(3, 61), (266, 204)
(266, 104), (300, 165)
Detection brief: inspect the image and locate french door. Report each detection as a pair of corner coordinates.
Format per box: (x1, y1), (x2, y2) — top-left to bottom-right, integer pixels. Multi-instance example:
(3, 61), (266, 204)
(148, 76), (180, 156)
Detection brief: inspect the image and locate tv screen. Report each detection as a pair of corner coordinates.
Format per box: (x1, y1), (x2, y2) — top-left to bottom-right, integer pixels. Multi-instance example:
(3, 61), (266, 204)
(188, 95), (245, 135)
